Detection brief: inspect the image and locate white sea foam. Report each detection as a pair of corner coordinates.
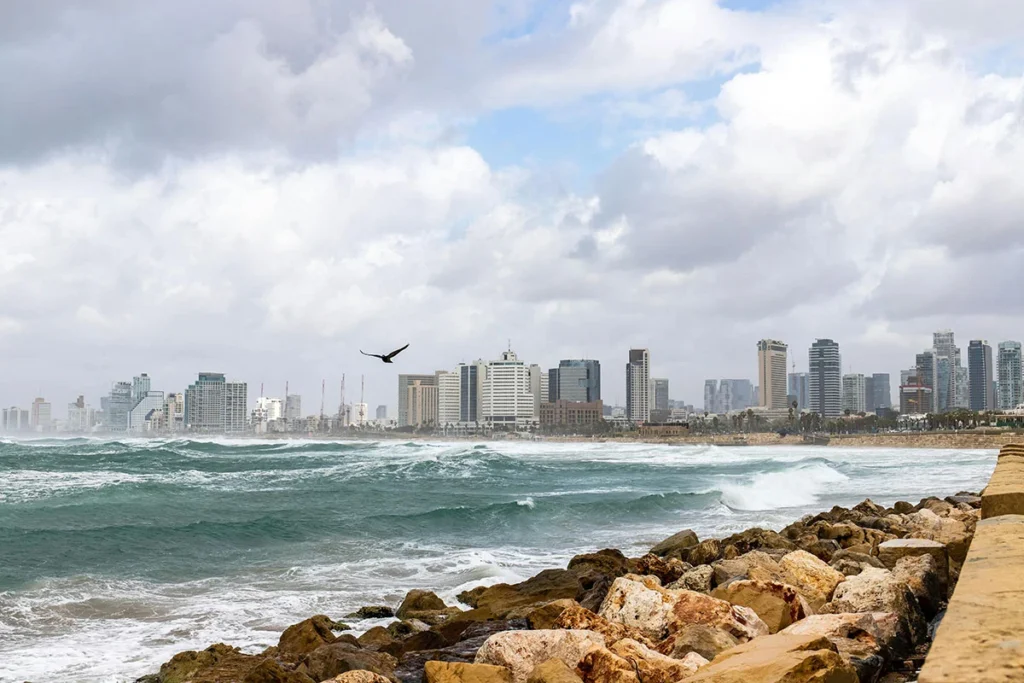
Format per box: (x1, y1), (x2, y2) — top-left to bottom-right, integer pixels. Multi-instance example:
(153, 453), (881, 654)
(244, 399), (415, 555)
(515, 497), (536, 509)
(718, 462), (850, 510)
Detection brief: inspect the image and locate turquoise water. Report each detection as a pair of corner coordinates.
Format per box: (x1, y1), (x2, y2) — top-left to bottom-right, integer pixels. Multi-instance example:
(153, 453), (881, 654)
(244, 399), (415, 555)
(0, 438), (996, 682)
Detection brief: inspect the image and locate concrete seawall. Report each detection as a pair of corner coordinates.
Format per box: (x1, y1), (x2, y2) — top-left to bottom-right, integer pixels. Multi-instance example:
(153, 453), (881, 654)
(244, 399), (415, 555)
(918, 443), (1024, 682)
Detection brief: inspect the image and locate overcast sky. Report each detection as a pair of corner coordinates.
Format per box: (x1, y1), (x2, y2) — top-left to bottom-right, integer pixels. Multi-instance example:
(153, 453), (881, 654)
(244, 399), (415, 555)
(2, 0), (1024, 413)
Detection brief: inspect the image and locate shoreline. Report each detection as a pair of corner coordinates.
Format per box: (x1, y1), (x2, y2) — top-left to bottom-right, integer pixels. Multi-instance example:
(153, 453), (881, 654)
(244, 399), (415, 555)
(136, 486), (985, 683)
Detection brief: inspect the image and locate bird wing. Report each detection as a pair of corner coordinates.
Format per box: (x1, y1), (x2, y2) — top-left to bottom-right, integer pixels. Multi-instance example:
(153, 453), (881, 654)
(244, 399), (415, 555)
(360, 350), (385, 359)
(384, 343), (410, 360)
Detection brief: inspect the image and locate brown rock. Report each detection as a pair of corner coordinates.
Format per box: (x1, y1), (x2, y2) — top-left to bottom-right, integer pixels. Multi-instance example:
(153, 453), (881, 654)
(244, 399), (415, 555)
(820, 567), (926, 646)
(684, 633), (858, 683)
(891, 554), (944, 620)
(397, 590), (461, 625)
(904, 509), (972, 564)
(156, 644), (265, 683)
(687, 539), (722, 566)
(242, 659), (316, 683)
(473, 630), (607, 683)
(526, 599), (579, 630)
(667, 565), (713, 593)
(632, 554), (688, 584)
(892, 501), (914, 514)
(458, 587), (489, 609)
(299, 642), (398, 683)
(649, 529), (699, 559)
(553, 603), (652, 647)
(770, 550), (846, 609)
(720, 528), (795, 555)
(474, 570), (584, 619)
(322, 672), (394, 683)
(567, 550), (631, 579)
(278, 615), (339, 661)
(711, 580), (808, 633)
(425, 661), (513, 683)
(404, 630), (450, 654)
(349, 606), (396, 619)
(527, 659), (583, 683)
(655, 623), (740, 661)
(877, 538), (948, 597)
(800, 538), (842, 563)
(781, 613), (891, 682)
(576, 639), (696, 683)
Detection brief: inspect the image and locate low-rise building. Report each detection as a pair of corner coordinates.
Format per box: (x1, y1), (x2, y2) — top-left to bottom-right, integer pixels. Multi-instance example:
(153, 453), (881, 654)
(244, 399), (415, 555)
(539, 400), (603, 426)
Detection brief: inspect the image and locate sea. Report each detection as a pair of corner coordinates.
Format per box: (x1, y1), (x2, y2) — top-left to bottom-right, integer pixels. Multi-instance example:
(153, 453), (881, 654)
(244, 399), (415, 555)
(0, 438), (997, 682)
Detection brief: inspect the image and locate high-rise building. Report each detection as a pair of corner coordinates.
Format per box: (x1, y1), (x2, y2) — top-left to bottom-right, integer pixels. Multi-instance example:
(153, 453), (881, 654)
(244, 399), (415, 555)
(703, 380), (718, 414)
(480, 350), (540, 427)
(67, 396), (93, 433)
(788, 373), (809, 411)
(549, 360), (602, 403)
(376, 405), (388, 420)
(164, 393), (185, 431)
(184, 373), (247, 433)
(809, 339), (842, 418)
(869, 373), (891, 412)
(459, 362), (484, 423)
(652, 378), (670, 412)
(132, 374), (151, 406)
(842, 374), (867, 414)
(105, 382), (133, 432)
(129, 391), (165, 433)
(968, 341), (995, 412)
(626, 349), (651, 423)
(757, 340), (788, 410)
(900, 376), (933, 415)
(30, 398), (52, 432)
(285, 395), (302, 423)
(436, 370), (461, 426)
(717, 379), (755, 413)
(915, 351), (937, 413)
(3, 407), (29, 432)
(398, 374), (436, 427)
(933, 330), (962, 412)
(406, 379), (438, 427)
(998, 341), (1023, 410)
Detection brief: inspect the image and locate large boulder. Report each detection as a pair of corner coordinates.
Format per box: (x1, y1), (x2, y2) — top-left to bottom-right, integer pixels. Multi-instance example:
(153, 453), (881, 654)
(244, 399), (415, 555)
(278, 615), (340, 661)
(527, 659), (583, 683)
(597, 576), (768, 643)
(710, 551), (780, 588)
(687, 539), (722, 566)
(711, 580), (809, 633)
(474, 630), (607, 683)
(349, 606), (396, 619)
(394, 621), (528, 683)
(751, 550), (845, 610)
(632, 554), (689, 584)
(359, 627), (404, 659)
(684, 633), (858, 683)
(719, 528), (795, 555)
(668, 565), (713, 593)
(397, 590), (461, 625)
(891, 554), (944, 620)
(781, 613), (890, 682)
(424, 662), (513, 683)
(155, 644), (266, 683)
(576, 639), (701, 683)
(649, 529), (700, 559)
(473, 570), (584, 619)
(904, 509), (973, 564)
(655, 624), (739, 661)
(526, 600), (580, 630)
(877, 538), (948, 598)
(820, 567), (927, 646)
(323, 673), (395, 683)
(298, 642), (398, 683)
(553, 602), (652, 647)
(567, 550), (632, 579)
(242, 659), (316, 683)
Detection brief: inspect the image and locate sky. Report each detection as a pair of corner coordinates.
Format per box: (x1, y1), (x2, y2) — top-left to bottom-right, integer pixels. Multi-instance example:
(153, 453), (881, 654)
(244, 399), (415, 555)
(2, 0), (1024, 414)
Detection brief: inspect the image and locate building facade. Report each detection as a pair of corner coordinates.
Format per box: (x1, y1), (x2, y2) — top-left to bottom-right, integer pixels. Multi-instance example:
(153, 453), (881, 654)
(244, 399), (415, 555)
(407, 380), (438, 427)
(480, 350), (540, 427)
(128, 391), (165, 433)
(900, 379), (933, 415)
(968, 341), (995, 412)
(375, 405), (387, 420)
(67, 396), (93, 433)
(652, 378), (669, 412)
(915, 351), (937, 413)
(436, 370), (461, 426)
(869, 373), (891, 413)
(285, 395), (302, 423)
(30, 398), (52, 432)
(703, 380), (717, 414)
(184, 373), (248, 433)
(549, 360), (601, 403)
(397, 374), (436, 427)
(757, 339), (788, 410)
(998, 341), (1023, 410)
(842, 374), (867, 414)
(459, 362), (484, 423)
(626, 348), (651, 423)
(539, 400), (604, 427)
(809, 339), (842, 418)
(788, 373), (809, 411)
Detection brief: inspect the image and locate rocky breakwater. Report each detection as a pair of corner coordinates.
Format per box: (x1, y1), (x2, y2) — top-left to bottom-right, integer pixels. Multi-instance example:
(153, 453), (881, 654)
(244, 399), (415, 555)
(136, 492), (981, 683)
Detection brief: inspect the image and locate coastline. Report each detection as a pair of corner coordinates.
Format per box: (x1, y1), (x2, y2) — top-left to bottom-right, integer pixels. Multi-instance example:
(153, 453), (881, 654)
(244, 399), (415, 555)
(136, 487), (986, 683)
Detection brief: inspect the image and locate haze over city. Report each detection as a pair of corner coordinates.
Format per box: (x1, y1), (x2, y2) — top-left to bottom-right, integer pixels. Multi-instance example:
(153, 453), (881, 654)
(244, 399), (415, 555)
(2, 1), (1024, 412)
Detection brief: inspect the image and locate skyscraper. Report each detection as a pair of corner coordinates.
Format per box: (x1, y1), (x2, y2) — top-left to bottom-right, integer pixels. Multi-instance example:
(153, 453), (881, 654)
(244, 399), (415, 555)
(184, 373), (248, 433)
(106, 381), (132, 432)
(397, 374), (436, 427)
(998, 341), (1023, 410)
(285, 395), (302, 423)
(703, 380), (718, 414)
(459, 362), (484, 423)
(652, 378), (669, 412)
(128, 391), (165, 433)
(436, 370), (461, 425)
(915, 351), (937, 413)
(870, 373), (891, 412)
(375, 405), (388, 420)
(626, 349), (651, 423)
(788, 372), (809, 411)
(809, 339), (842, 418)
(30, 398), (52, 432)
(932, 330), (962, 412)
(407, 379), (438, 427)
(549, 360), (602, 403)
(757, 340), (788, 410)
(480, 350), (540, 426)
(842, 374), (867, 414)
(968, 341), (995, 411)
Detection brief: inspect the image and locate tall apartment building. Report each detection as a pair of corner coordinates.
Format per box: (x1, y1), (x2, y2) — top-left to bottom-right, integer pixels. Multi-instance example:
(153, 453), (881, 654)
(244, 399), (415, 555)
(809, 339), (842, 418)
(184, 373), (248, 433)
(842, 374), (867, 414)
(30, 398), (52, 432)
(459, 362), (484, 423)
(480, 350), (541, 427)
(549, 360), (601, 403)
(933, 330), (962, 412)
(132, 374), (151, 405)
(435, 370), (461, 426)
(2, 407), (30, 432)
(914, 351), (937, 413)
(869, 373), (891, 412)
(757, 340), (788, 409)
(285, 395), (302, 423)
(406, 379), (438, 427)
(375, 405), (388, 420)
(703, 380), (718, 414)
(626, 349), (651, 423)
(998, 341), (1023, 410)
(397, 374), (436, 427)
(67, 396), (93, 433)
(164, 393), (185, 432)
(128, 391), (165, 433)
(652, 378), (670, 412)
(788, 373), (809, 411)
(968, 340), (996, 411)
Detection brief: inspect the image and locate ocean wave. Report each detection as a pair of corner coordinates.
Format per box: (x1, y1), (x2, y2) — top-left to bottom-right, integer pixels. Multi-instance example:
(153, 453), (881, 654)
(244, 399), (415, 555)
(718, 461), (849, 511)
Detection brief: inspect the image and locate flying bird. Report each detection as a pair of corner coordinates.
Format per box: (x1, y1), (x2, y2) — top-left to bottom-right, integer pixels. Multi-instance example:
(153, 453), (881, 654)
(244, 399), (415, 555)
(360, 343), (410, 364)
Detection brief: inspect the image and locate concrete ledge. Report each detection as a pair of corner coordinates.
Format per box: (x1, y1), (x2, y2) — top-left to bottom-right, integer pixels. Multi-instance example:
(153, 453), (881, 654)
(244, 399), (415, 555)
(981, 445), (1024, 519)
(918, 515), (1024, 683)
